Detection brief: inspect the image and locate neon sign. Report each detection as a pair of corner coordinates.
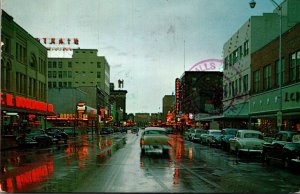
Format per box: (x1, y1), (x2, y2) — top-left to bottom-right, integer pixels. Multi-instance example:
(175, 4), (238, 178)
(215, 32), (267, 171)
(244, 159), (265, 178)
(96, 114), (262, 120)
(1, 93), (54, 113)
(189, 59), (223, 72)
(175, 78), (181, 115)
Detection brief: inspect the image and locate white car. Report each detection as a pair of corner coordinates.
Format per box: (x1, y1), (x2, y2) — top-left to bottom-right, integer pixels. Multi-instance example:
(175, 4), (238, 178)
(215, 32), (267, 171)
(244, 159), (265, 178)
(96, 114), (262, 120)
(229, 130), (265, 154)
(140, 127), (171, 155)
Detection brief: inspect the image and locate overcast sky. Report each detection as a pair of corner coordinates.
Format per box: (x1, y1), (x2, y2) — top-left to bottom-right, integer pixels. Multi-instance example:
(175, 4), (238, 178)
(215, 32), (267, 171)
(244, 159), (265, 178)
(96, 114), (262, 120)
(2, 0), (278, 114)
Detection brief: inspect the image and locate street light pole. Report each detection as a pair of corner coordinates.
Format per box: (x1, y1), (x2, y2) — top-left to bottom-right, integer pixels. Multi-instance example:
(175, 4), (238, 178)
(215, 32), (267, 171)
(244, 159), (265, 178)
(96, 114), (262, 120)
(249, 0), (283, 131)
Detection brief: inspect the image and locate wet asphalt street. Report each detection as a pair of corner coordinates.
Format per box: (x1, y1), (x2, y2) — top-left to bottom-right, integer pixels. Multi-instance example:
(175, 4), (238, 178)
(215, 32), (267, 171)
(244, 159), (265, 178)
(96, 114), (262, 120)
(1, 131), (300, 193)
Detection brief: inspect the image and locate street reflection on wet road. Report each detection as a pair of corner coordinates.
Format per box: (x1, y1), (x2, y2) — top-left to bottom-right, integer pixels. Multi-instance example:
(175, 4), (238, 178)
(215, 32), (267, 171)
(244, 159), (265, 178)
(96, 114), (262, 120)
(1, 132), (300, 193)
(0, 134), (126, 192)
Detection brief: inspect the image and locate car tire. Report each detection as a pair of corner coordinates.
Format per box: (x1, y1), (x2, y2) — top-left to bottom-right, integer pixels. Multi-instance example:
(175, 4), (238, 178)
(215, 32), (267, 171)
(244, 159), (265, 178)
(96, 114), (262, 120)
(141, 148), (145, 155)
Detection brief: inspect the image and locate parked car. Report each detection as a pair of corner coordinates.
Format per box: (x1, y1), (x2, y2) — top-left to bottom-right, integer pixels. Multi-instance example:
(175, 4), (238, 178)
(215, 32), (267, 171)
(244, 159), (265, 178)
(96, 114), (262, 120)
(262, 131), (300, 168)
(206, 129), (222, 147)
(45, 128), (68, 143)
(101, 127), (114, 135)
(15, 134), (38, 148)
(220, 128), (238, 150)
(16, 130), (54, 147)
(140, 127), (171, 155)
(229, 129), (265, 155)
(199, 131), (209, 144)
(131, 127), (140, 134)
(184, 128), (195, 140)
(60, 127), (79, 136)
(290, 138), (300, 169)
(191, 128), (206, 142)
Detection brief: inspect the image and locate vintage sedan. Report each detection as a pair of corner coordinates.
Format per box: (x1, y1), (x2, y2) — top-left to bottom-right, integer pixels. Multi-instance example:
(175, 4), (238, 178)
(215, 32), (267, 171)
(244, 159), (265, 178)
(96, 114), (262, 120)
(45, 128), (68, 143)
(220, 128), (238, 150)
(191, 128), (206, 142)
(16, 129), (54, 147)
(229, 130), (265, 154)
(184, 128), (195, 140)
(140, 127), (171, 155)
(262, 131), (300, 168)
(199, 131), (209, 144)
(206, 129), (222, 147)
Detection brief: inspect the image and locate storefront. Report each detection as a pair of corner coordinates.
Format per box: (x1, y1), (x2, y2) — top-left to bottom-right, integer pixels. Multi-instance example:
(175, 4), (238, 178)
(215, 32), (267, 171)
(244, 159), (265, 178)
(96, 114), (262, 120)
(1, 93), (55, 137)
(250, 84), (300, 133)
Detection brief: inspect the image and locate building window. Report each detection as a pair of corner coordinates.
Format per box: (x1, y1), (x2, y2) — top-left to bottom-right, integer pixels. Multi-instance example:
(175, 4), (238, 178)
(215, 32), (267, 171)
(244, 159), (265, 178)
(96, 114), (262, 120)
(68, 62), (72, 68)
(243, 74), (248, 93)
(231, 81), (235, 96)
(68, 82), (72, 87)
(233, 49), (238, 64)
(53, 82), (57, 88)
(53, 61), (57, 68)
(224, 84), (228, 98)
(263, 64), (271, 90)
(97, 72), (101, 78)
(253, 70), (260, 93)
(290, 51), (300, 82)
(229, 53), (233, 66)
(97, 62), (101, 68)
(63, 71), (67, 78)
(58, 71), (62, 78)
(68, 71), (72, 78)
(53, 71), (57, 78)
(58, 61), (62, 68)
(48, 82), (52, 88)
(29, 54), (37, 69)
(48, 71), (52, 78)
(48, 61), (52, 68)
(238, 77), (242, 94)
(63, 82), (67, 87)
(16, 42), (27, 64)
(243, 40), (249, 56)
(224, 57), (228, 70)
(238, 46), (243, 60)
(58, 82), (62, 87)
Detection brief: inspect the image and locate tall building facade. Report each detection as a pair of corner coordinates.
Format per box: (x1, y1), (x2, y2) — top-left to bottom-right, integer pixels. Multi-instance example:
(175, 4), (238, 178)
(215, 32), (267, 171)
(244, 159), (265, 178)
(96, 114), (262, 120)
(222, 0), (300, 128)
(162, 95), (175, 122)
(250, 22), (300, 132)
(109, 83), (127, 123)
(180, 71), (223, 116)
(1, 10), (54, 137)
(47, 49), (110, 116)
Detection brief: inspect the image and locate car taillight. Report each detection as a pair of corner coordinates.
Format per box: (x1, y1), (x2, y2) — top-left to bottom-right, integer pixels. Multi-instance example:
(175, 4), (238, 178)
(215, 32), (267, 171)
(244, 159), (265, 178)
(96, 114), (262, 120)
(140, 139), (144, 145)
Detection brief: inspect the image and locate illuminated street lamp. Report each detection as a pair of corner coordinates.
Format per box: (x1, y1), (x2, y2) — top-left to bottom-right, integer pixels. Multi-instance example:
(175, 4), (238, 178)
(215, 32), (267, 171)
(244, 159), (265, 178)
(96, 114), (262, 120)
(249, 0), (283, 131)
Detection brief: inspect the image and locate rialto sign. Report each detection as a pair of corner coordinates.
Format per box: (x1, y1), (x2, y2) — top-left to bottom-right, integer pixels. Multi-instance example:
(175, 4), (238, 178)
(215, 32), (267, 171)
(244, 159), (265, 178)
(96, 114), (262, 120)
(35, 37), (79, 51)
(1, 93), (54, 113)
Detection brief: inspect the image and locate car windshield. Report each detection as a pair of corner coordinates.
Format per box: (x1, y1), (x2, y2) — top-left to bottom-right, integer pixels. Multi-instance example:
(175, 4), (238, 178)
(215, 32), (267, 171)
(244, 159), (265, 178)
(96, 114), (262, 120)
(225, 129), (237, 135)
(244, 133), (263, 139)
(144, 130), (167, 136)
(210, 132), (221, 135)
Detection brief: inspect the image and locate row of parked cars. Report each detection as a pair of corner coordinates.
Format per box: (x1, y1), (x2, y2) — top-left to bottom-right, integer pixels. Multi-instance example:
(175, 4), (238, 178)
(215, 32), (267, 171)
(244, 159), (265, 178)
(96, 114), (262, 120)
(16, 128), (69, 148)
(184, 128), (300, 169)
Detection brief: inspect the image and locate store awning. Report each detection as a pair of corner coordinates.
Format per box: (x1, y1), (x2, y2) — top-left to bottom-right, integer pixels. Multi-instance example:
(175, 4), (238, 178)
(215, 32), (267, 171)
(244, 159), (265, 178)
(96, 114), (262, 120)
(197, 114), (249, 122)
(2, 106), (56, 116)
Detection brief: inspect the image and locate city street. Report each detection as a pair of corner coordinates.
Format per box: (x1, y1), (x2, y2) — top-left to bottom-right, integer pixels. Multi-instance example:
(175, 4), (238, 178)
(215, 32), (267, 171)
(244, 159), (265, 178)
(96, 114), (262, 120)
(1, 131), (299, 193)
